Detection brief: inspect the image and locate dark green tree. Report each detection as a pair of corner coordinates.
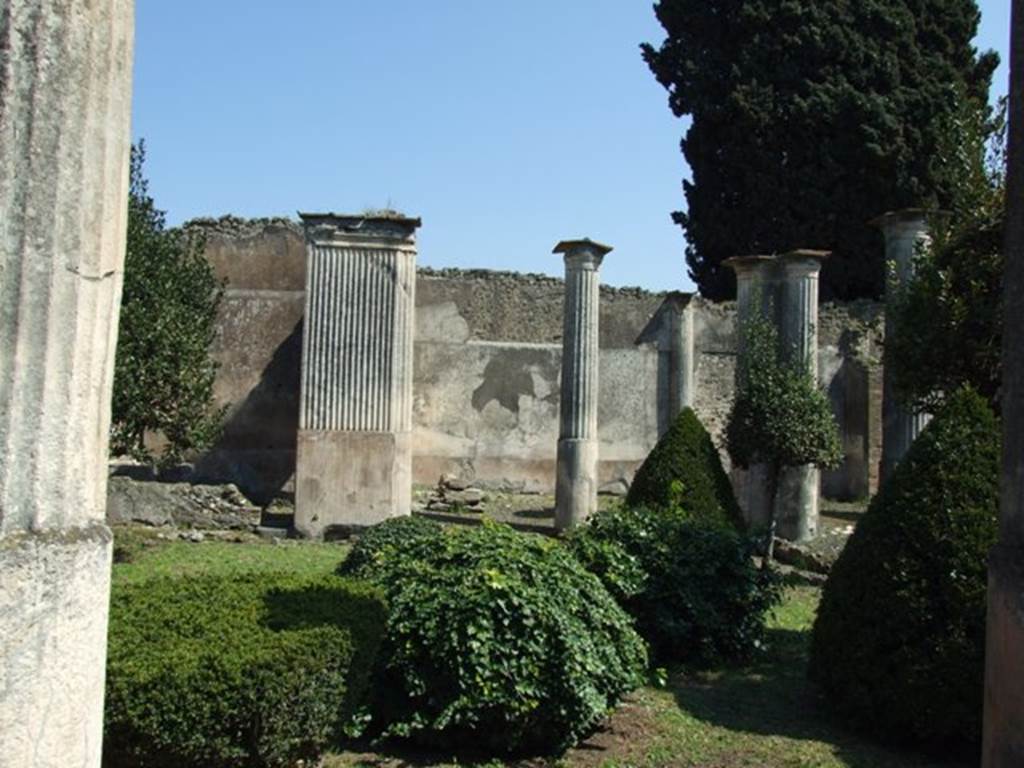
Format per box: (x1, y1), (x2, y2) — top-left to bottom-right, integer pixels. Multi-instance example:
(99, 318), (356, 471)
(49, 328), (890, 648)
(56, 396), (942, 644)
(642, 0), (999, 300)
(726, 311), (842, 558)
(888, 99), (1007, 413)
(111, 143), (225, 465)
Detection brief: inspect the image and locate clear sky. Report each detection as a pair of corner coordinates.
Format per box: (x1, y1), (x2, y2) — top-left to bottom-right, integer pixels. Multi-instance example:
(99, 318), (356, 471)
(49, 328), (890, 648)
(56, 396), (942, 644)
(132, 1), (1012, 292)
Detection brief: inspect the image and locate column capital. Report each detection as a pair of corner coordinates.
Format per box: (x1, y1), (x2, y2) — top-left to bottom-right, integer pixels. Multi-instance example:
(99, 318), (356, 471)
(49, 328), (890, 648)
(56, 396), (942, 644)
(724, 254), (775, 279)
(553, 238), (613, 270)
(299, 211), (421, 250)
(869, 208), (948, 240)
(777, 249), (830, 277)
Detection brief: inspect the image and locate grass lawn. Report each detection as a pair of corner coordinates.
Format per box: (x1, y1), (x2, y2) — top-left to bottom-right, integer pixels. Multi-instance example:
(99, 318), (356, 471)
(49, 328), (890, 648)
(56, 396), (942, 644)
(110, 528), (975, 768)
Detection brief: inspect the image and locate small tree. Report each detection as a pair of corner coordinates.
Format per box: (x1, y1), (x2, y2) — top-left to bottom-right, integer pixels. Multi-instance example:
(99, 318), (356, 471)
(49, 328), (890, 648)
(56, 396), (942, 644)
(111, 142), (225, 466)
(726, 311), (842, 559)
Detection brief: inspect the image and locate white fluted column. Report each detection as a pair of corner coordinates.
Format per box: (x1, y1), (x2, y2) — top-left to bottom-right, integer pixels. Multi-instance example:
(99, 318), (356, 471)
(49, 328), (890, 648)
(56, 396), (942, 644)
(0, 2), (134, 766)
(874, 210), (934, 480)
(554, 239), (612, 530)
(295, 213), (420, 537)
(725, 256), (776, 531)
(775, 251), (828, 542)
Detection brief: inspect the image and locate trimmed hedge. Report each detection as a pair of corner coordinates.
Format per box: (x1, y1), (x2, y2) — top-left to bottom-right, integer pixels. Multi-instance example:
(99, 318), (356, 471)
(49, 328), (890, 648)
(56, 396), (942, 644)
(359, 521), (647, 754)
(810, 388), (1000, 749)
(567, 505), (778, 665)
(626, 407), (744, 530)
(338, 514), (444, 577)
(104, 572), (387, 768)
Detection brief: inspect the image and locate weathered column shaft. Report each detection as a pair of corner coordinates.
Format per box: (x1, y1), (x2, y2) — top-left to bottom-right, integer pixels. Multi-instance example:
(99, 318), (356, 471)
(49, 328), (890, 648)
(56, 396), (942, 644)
(295, 214), (419, 537)
(982, 1), (1024, 764)
(670, 297), (696, 415)
(775, 253), (827, 542)
(0, 2), (135, 767)
(877, 210), (933, 480)
(554, 239), (611, 530)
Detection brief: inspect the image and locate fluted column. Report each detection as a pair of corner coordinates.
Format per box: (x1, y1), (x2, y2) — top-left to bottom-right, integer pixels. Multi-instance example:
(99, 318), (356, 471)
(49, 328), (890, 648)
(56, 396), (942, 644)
(0, 2), (134, 767)
(554, 239), (612, 530)
(669, 294), (696, 416)
(295, 213), (420, 537)
(775, 251), (828, 541)
(725, 256), (776, 531)
(874, 210), (934, 480)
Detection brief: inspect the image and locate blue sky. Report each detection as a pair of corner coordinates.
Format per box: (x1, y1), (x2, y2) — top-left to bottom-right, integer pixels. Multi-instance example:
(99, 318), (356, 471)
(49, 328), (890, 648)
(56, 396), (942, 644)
(132, 1), (1012, 292)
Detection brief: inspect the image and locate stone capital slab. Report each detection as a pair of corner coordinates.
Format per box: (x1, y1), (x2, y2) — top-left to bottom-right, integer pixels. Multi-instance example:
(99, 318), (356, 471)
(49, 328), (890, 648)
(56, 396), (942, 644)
(553, 238), (613, 271)
(299, 212), (421, 251)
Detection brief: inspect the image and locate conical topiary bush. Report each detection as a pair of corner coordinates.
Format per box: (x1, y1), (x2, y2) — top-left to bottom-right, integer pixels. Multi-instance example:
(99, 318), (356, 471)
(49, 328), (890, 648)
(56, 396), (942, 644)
(626, 407), (744, 530)
(809, 387), (1000, 750)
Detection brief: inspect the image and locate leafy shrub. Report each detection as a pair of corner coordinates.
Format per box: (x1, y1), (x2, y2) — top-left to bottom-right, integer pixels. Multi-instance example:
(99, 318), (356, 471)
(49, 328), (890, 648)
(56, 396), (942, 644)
(810, 388), (999, 749)
(626, 407), (744, 530)
(338, 514), (444, 577)
(104, 572), (387, 768)
(568, 505), (779, 665)
(359, 521), (647, 754)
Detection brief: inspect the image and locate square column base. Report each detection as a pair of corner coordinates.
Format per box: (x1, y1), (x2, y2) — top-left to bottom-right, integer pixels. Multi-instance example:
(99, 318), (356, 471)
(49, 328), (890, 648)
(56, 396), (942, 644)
(295, 430), (411, 538)
(0, 524), (113, 768)
(555, 438), (598, 530)
(982, 542), (1024, 767)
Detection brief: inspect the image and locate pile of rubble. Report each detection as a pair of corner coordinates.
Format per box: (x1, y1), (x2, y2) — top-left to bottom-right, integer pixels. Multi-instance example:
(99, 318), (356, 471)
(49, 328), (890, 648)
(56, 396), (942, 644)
(106, 475), (262, 532)
(423, 474), (487, 513)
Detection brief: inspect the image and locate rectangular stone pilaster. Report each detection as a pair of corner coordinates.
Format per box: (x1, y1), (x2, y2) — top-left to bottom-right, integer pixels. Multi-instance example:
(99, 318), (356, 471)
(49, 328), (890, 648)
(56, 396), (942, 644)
(294, 213), (419, 537)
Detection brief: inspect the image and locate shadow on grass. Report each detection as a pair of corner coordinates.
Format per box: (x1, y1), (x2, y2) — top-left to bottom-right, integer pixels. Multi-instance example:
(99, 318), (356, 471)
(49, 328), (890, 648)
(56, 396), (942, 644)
(513, 507), (554, 520)
(670, 627), (974, 768)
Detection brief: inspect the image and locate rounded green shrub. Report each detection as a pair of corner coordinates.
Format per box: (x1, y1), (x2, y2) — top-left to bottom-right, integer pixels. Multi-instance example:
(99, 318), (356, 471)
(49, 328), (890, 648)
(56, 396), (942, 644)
(568, 505), (778, 665)
(104, 572), (386, 768)
(338, 514), (444, 577)
(626, 407), (744, 529)
(810, 388), (999, 749)
(361, 521), (647, 754)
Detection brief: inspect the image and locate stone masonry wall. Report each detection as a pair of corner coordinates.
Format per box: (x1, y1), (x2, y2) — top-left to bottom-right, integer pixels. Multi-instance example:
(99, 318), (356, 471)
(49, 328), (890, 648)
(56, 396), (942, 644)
(185, 217), (883, 504)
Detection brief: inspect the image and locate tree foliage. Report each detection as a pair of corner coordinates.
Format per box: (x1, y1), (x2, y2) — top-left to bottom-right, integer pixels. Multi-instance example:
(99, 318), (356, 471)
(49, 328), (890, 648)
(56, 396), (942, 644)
(643, 0), (999, 300)
(111, 143), (225, 465)
(888, 100), (1007, 413)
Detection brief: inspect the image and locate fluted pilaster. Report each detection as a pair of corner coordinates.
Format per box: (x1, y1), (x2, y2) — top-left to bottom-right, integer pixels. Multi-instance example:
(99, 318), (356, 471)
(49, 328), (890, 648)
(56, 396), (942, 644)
(295, 213), (419, 537)
(874, 210), (934, 480)
(0, 2), (134, 766)
(554, 239), (611, 530)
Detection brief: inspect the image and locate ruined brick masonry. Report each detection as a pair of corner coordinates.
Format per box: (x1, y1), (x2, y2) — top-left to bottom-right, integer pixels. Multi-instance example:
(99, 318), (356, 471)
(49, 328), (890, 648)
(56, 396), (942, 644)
(185, 217), (883, 505)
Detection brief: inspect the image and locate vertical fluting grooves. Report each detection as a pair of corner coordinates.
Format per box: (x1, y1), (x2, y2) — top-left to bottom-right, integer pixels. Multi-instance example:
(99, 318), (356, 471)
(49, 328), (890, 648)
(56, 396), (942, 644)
(300, 241), (415, 433)
(0, 0), (134, 534)
(559, 266), (599, 440)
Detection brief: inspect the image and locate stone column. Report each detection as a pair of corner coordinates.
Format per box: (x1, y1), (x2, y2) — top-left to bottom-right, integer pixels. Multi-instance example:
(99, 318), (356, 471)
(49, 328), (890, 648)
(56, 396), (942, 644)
(874, 210), (934, 480)
(0, 3), (134, 767)
(669, 294), (696, 416)
(775, 251), (828, 542)
(554, 239), (612, 530)
(724, 255), (776, 531)
(295, 213), (420, 538)
(982, 1), (1024, 763)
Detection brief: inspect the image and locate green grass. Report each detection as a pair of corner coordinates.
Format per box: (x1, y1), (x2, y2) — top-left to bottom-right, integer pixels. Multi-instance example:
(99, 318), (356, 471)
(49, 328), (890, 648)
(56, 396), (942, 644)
(111, 526), (349, 586)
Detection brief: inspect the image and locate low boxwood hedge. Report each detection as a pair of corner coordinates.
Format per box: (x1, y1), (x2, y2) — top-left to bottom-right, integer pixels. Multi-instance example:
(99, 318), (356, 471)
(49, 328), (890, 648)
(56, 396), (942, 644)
(104, 572), (386, 768)
(567, 505), (778, 665)
(356, 520), (648, 754)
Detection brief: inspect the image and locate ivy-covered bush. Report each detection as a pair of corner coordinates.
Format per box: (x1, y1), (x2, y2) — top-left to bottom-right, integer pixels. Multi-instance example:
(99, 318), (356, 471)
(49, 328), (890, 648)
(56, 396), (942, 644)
(104, 573), (386, 768)
(359, 521), (647, 754)
(810, 388), (1000, 749)
(338, 514), (444, 577)
(626, 407), (744, 530)
(568, 505), (779, 665)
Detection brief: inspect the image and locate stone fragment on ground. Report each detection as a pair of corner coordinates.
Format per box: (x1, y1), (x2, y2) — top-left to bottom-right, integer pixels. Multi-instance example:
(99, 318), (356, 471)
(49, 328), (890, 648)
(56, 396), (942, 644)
(106, 474), (261, 531)
(424, 474), (488, 513)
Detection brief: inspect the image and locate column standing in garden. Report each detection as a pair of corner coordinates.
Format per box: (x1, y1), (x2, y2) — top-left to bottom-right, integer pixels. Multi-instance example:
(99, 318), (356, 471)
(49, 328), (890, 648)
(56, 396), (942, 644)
(874, 210), (935, 480)
(295, 213), (420, 538)
(775, 251), (829, 541)
(0, 2), (135, 767)
(725, 255), (776, 530)
(983, 0), (1023, 763)
(554, 239), (612, 530)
